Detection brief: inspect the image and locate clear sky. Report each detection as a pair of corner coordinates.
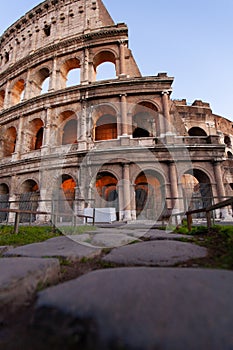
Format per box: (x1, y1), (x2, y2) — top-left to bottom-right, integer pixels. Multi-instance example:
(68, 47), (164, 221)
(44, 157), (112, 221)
(1, 0), (233, 121)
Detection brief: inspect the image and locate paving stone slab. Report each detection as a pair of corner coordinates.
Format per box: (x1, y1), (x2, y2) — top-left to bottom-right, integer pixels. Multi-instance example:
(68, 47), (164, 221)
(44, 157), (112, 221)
(34, 267), (233, 350)
(144, 229), (194, 241)
(68, 229), (144, 248)
(102, 240), (207, 266)
(0, 257), (60, 311)
(90, 233), (140, 247)
(4, 236), (101, 261)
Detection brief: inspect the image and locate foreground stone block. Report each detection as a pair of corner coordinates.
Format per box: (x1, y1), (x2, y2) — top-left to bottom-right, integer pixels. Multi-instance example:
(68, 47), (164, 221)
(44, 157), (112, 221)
(102, 240), (207, 266)
(0, 257), (60, 311)
(4, 236), (101, 261)
(34, 267), (233, 350)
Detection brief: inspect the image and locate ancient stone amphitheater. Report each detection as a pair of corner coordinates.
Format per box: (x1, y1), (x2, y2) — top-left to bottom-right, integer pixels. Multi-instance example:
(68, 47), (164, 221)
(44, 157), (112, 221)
(0, 0), (232, 224)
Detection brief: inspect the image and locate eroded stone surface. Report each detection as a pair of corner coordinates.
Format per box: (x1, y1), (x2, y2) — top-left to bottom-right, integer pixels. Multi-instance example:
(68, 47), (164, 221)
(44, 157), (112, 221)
(4, 236), (101, 261)
(0, 257), (60, 311)
(34, 267), (233, 350)
(102, 240), (207, 266)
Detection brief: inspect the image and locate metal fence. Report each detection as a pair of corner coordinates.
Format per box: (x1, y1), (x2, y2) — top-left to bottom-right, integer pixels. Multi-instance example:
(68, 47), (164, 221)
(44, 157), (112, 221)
(0, 192), (232, 225)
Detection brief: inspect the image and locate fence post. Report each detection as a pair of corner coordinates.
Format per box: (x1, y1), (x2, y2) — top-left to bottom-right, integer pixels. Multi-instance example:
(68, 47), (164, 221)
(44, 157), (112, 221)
(13, 212), (20, 234)
(206, 210), (212, 230)
(187, 213), (192, 232)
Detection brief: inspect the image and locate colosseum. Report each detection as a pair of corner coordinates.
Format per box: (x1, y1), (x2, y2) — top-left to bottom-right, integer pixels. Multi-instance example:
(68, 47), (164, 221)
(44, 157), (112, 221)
(0, 0), (232, 226)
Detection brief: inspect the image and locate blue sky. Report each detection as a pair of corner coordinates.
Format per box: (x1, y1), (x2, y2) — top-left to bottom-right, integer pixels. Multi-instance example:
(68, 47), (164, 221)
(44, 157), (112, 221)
(1, 0), (233, 121)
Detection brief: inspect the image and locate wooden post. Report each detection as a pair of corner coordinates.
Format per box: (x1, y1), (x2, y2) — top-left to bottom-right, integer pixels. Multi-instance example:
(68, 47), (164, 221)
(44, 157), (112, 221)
(187, 213), (192, 232)
(206, 210), (212, 230)
(13, 212), (20, 234)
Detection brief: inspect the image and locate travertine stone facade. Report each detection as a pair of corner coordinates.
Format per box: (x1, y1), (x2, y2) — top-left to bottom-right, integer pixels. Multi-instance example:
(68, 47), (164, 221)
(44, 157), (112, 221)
(0, 0), (232, 223)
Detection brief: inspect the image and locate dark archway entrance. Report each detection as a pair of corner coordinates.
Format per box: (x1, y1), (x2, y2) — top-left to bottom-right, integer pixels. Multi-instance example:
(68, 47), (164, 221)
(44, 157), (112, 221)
(0, 184), (9, 222)
(19, 180), (39, 222)
(181, 169), (213, 217)
(95, 172), (119, 219)
(135, 170), (164, 220)
(53, 175), (76, 222)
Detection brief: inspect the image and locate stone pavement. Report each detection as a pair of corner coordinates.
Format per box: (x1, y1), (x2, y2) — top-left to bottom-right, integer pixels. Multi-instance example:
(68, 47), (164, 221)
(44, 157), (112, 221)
(0, 226), (233, 349)
(0, 257), (60, 311)
(102, 240), (207, 266)
(34, 267), (233, 350)
(4, 235), (102, 260)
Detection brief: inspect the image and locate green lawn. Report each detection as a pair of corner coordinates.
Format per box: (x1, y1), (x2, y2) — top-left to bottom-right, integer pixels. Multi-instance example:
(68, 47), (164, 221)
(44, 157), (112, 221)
(0, 225), (96, 247)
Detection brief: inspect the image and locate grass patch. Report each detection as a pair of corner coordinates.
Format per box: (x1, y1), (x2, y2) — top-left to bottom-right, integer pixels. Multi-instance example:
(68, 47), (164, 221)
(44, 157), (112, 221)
(174, 224), (233, 270)
(0, 225), (61, 247)
(59, 225), (97, 235)
(0, 224), (97, 247)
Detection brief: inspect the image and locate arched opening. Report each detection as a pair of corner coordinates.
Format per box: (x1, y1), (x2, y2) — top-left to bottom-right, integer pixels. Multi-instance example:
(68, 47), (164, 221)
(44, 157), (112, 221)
(227, 151), (233, 159)
(188, 127), (207, 136)
(60, 58), (81, 89)
(29, 119), (44, 151)
(93, 51), (116, 82)
(0, 183), (9, 222)
(11, 79), (25, 105)
(60, 175), (76, 204)
(0, 90), (5, 109)
(181, 170), (213, 217)
(134, 170), (164, 220)
(35, 127), (44, 150)
(133, 128), (150, 138)
(62, 119), (78, 145)
(53, 174), (76, 222)
(132, 102), (158, 138)
(95, 115), (117, 141)
(224, 135), (231, 147)
(67, 68), (81, 87)
(57, 110), (76, 145)
(41, 76), (50, 94)
(95, 171), (118, 218)
(4, 127), (17, 157)
(96, 62), (116, 81)
(19, 180), (39, 222)
(32, 67), (51, 96)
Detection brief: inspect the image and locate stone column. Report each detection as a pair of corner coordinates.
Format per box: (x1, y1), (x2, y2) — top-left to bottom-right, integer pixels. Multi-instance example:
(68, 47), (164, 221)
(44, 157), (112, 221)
(23, 69), (31, 100)
(214, 162), (225, 201)
(8, 175), (18, 224)
(161, 91), (172, 134)
(41, 108), (52, 149)
(49, 56), (57, 91)
(131, 184), (137, 220)
(3, 81), (10, 109)
(119, 40), (126, 76)
(169, 161), (180, 210)
(12, 117), (24, 160)
(213, 161), (230, 219)
(117, 182), (124, 221)
(169, 161), (182, 224)
(122, 163), (132, 221)
(78, 100), (87, 150)
(127, 112), (133, 137)
(82, 47), (89, 84)
(120, 94), (128, 136)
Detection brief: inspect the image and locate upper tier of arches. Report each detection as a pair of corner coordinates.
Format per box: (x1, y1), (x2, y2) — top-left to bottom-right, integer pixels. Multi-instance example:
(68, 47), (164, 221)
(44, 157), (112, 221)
(0, 41), (141, 110)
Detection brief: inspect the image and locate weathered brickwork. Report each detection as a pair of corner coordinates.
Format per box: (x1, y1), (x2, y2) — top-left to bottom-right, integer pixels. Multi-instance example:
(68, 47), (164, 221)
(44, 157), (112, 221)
(0, 0), (232, 223)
